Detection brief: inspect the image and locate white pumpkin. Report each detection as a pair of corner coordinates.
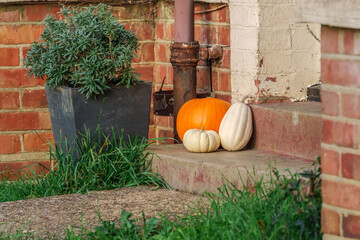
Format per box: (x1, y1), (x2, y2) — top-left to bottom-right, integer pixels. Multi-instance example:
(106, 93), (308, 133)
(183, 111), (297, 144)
(219, 102), (253, 151)
(183, 127), (220, 153)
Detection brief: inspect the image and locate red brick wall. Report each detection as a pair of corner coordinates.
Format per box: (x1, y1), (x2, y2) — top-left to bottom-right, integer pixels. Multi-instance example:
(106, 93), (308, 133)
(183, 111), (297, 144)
(0, 4), (58, 176)
(321, 26), (360, 239)
(0, 2), (231, 172)
(113, 1), (231, 143)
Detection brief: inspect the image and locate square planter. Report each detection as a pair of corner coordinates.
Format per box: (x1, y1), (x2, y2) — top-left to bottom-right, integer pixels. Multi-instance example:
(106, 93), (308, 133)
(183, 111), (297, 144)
(45, 81), (152, 156)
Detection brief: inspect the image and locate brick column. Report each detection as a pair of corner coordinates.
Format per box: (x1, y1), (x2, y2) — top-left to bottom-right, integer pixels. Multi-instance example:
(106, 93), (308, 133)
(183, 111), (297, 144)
(321, 26), (360, 239)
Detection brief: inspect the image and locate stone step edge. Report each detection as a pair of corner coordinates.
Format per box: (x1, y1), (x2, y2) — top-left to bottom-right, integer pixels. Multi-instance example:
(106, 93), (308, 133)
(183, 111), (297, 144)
(150, 144), (314, 194)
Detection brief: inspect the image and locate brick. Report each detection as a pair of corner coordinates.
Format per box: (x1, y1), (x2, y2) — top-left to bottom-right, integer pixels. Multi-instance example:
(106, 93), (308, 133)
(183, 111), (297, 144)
(343, 214), (360, 238)
(167, 66), (173, 85)
(217, 5), (229, 23)
(155, 65), (167, 85)
(342, 153), (360, 180)
(22, 5), (61, 22)
(212, 71), (219, 91)
(141, 43), (155, 62)
(218, 26), (230, 46)
(0, 6), (20, 22)
(156, 43), (170, 62)
(22, 89), (48, 108)
(321, 26), (339, 53)
(112, 4), (153, 20)
(195, 25), (210, 44)
(24, 132), (54, 152)
(125, 22), (153, 41)
(134, 65), (154, 82)
(0, 112), (51, 131)
(342, 93), (360, 119)
(194, 5), (204, 21)
(321, 90), (339, 116)
(156, 1), (174, 19)
(0, 160), (51, 181)
(323, 120), (359, 148)
(0, 135), (21, 154)
(157, 129), (174, 144)
(322, 180), (360, 211)
(197, 68), (210, 90)
(321, 59), (359, 87)
(165, 23), (174, 41)
(148, 126), (156, 140)
(0, 48), (19, 66)
(321, 208), (340, 236)
(132, 49), (141, 63)
(155, 116), (170, 128)
(321, 149), (339, 176)
(149, 108), (154, 126)
(344, 29), (355, 55)
(0, 69), (43, 88)
(219, 71), (231, 92)
(156, 22), (164, 39)
(214, 48), (230, 69)
(0, 91), (19, 109)
(214, 93), (231, 103)
(0, 25), (44, 44)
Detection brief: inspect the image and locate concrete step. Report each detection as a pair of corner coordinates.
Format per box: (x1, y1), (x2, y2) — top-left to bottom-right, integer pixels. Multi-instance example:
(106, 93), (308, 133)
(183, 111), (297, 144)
(249, 102), (322, 161)
(150, 144), (313, 194)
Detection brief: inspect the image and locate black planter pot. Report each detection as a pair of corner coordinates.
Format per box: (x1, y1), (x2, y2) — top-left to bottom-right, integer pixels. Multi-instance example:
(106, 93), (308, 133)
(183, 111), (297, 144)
(45, 81), (152, 156)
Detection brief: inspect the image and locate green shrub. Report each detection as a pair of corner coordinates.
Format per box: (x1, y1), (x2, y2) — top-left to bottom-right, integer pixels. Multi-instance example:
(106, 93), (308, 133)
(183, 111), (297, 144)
(23, 4), (140, 99)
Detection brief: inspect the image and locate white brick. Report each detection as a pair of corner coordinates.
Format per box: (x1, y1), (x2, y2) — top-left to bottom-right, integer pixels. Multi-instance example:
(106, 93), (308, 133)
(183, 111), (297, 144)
(289, 70), (321, 98)
(259, 4), (294, 27)
(230, 4), (259, 27)
(291, 23), (321, 50)
(231, 72), (258, 102)
(231, 27), (259, 51)
(259, 27), (292, 51)
(259, 51), (292, 74)
(231, 50), (259, 73)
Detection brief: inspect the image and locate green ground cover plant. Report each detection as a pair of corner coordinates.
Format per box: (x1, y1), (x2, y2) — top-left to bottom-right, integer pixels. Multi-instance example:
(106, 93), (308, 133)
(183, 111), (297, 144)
(0, 128), (168, 203)
(0, 159), (322, 239)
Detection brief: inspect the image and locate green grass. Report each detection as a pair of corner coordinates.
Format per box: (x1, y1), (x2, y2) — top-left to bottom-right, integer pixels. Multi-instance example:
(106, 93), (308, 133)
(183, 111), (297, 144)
(71, 162), (321, 240)
(0, 127), (169, 203)
(0, 127), (322, 239)
(1, 160), (321, 239)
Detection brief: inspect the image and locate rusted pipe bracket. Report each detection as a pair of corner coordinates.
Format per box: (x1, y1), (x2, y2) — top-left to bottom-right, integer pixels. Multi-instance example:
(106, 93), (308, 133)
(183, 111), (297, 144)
(170, 42), (200, 66)
(199, 45), (223, 62)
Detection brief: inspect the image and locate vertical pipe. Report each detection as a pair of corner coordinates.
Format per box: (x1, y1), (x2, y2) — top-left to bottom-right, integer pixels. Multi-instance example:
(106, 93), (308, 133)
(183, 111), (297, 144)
(171, 0), (199, 142)
(174, 0), (194, 42)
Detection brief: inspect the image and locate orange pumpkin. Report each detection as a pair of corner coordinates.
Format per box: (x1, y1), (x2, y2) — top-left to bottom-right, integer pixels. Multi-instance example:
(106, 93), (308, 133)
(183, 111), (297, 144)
(176, 98), (231, 141)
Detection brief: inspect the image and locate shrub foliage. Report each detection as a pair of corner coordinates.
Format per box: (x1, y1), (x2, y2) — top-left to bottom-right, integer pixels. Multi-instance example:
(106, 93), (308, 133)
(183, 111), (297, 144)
(23, 4), (140, 98)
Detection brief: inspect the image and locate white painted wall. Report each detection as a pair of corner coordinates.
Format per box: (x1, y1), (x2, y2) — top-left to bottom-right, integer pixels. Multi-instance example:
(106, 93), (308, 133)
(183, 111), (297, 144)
(230, 0), (321, 102)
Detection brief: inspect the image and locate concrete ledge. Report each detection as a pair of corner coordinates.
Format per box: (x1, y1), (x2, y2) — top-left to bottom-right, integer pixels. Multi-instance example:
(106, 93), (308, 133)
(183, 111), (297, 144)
(0, 0), (227, 6)
(150, 144), (312, 194)
(250, 102), (321, 160)
(295, 0), (360, 29)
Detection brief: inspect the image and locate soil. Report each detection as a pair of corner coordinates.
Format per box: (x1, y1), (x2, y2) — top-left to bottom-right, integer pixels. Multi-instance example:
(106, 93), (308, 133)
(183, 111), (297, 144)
(0, 186), (207, 239)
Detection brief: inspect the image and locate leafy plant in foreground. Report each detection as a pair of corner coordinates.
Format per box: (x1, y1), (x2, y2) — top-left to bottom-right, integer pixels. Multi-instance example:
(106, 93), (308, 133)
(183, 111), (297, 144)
(23, 4), (140, 98)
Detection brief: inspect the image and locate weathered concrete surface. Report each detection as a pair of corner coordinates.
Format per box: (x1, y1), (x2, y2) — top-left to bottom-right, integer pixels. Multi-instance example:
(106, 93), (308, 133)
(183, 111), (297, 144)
(0, 186), (205, 238)
(295, 0), (360, 30)
(150, 144), (312, 194)
(250, 102), (322, 160)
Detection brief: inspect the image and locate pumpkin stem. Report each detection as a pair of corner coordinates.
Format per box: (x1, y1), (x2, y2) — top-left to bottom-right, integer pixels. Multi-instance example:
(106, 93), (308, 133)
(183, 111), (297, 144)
(200, 126), (204, 132)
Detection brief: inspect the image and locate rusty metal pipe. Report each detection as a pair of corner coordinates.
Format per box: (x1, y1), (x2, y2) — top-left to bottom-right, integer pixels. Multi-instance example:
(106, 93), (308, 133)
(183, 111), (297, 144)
(171, 0), (199, 142)
(174, 0), (194, 42)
